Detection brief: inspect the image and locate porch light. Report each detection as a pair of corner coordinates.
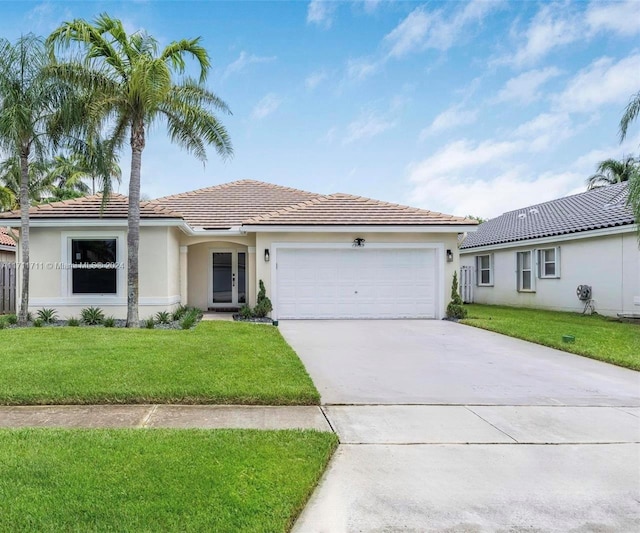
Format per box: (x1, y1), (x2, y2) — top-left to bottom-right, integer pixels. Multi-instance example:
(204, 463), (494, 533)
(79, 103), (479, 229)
(446, 249), (453, 262)
(353, 238), (365, 247)
(264, 249), (270, 262)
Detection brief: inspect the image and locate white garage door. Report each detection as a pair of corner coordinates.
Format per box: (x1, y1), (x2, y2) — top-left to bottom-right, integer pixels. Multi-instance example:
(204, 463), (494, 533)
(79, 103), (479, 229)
(275, 247), (437, 319)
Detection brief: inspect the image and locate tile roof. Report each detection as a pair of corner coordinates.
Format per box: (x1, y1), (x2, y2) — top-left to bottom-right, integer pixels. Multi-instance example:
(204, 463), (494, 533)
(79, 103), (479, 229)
(147, 179), (322, 229)
(460, 182), (635, 249)
(244, 193), (475, 226)
(0, 194), (182, 220)
(0, 227), (16, 247)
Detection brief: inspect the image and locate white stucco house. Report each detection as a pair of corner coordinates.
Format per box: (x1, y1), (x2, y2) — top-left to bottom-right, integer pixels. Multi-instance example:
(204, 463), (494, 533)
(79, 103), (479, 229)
(459, 182), (639, 317)
(0, 180), (477, 320)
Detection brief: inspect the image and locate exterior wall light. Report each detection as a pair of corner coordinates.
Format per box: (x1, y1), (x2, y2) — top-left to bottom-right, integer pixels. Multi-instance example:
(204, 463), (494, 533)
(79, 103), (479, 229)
(264, 249), (270, 262)
(353, 238), (365, 247)
(446, 249), (454, 262)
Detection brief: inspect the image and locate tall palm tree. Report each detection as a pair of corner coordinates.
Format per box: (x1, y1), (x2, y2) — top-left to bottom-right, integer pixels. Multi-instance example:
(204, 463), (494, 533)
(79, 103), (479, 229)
(0, 34), (80, 325)
(0, 157), (53, 208)
(586, 155), (640, 190)
(48, 14), (233, 326)
(620, 90), (639, 142)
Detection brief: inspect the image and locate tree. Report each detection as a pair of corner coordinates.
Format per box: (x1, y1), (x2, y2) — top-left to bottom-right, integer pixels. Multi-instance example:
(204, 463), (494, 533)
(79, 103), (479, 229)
(620, 90), (640, 142)
(0, 157), (53, 209)
(48, 14), (233, 327)
(0, 35), (79, 325)
(586, 155), (640, 190)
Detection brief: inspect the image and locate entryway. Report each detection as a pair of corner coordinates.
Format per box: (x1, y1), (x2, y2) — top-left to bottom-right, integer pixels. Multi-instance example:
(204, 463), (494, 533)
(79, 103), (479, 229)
(208, 249), (247, 308)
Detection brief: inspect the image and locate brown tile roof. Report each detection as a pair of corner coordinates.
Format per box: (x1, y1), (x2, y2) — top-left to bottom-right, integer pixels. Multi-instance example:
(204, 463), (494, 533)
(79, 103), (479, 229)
(244, 193), (476, 226)
(0, 194), (182, 220)
(147, 179), (322, 229)
(0, 227), (16, 247)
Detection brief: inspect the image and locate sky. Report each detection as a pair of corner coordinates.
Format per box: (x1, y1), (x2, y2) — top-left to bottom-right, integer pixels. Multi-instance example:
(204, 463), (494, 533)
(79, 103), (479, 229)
(1, 0), (639, 219)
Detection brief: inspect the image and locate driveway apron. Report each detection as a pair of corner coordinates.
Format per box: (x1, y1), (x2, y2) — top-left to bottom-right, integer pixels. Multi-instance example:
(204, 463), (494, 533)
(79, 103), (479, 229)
(281, 320), (640, 533)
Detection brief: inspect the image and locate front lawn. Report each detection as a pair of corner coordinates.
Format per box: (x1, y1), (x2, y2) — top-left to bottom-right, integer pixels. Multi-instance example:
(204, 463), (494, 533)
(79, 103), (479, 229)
(0, 321), (319, 405)
(0, 428), (338, 532)
(461, 304), (640, 370)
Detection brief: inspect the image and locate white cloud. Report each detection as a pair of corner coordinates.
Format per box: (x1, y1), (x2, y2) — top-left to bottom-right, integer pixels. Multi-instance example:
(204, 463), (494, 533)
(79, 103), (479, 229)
(307, 0), (335, 29)
(224, 51), (276, 78)
(305, 70), (328, 90)
(495, 67), (562, 104)
(346, 57), (381, 81)
(409, 169), (582, 219)
(342, 112), (396, 144)
(420, 105), (478, 138)
(501, 1), (640, 67)
(384, 0), (499, 57)
(585, 0), (640, 37)
(512, 112), (574, 151)
(361, 0), (383, 15)
(553, 54), (640, 113)
(251, 93), (282, 120)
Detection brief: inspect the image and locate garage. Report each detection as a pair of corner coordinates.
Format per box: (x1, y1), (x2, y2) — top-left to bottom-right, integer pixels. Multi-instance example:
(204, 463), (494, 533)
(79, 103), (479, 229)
(274, 246), (439, 319)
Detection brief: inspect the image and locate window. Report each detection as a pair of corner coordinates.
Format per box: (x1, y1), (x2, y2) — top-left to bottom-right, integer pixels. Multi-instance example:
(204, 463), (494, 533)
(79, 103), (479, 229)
(538, 247), (560, 278)
(516, 251), (534, 291)
(71, 239), (117, 294)
(475, 254), (493, 286)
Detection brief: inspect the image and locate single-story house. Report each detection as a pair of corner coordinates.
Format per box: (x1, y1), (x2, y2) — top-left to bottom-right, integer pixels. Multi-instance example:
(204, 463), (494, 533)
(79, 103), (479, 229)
(0, 180), (476, 320)
(459, 182), (639, 317)
(0, 228), (16, 262)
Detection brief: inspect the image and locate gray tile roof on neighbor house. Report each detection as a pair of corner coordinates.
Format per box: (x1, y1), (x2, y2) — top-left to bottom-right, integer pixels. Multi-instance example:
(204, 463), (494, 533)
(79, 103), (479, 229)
(460, 182), (635, 250)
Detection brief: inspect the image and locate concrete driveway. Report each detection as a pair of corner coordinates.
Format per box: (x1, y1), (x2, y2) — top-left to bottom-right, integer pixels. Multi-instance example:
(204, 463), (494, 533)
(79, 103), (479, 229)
(280, 320), (640, 532)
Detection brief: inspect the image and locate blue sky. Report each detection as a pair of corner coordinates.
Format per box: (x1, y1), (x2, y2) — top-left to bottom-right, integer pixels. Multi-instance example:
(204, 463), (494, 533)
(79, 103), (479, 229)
(1, 0), (639, 218)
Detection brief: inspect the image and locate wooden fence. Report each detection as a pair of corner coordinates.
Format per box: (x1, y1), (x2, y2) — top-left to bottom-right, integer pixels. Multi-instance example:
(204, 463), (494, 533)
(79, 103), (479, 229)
(460, 266), (474, 304)
(0, 262), (16, 314)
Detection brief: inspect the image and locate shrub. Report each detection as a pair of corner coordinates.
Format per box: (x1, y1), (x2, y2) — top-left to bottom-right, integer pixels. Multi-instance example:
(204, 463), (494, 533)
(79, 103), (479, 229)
(179, 308), (199, 330)
(33, 318), (43, 328)
(253, 280), (273, 318)
(0, 319), (6, 330)
(5, 314), (17, 325)
(155, 311), (171, 324)
(446, 272), (467, 320)
(172, 305), (189, 321)
(37, 308), (58, 324)
(81, 307), (104, 325)
(26, 311), (33, 322)
(239, 304), (253, 319)
(103, 316), (116, 328)
(67, 317), (80, 327)
(143, 317), (155, 329)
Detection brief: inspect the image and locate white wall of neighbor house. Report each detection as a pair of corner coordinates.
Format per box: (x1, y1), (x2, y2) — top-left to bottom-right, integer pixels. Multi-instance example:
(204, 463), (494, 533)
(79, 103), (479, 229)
(255, 231), (462, 318)
(460, 231), (640, 316)
(17, 225), (182, 319)
(0, 248), (15, 262)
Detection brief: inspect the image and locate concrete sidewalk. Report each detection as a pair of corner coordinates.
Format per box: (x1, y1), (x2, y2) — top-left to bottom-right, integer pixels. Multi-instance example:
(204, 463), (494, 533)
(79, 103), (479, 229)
(0, 404), (332, 431)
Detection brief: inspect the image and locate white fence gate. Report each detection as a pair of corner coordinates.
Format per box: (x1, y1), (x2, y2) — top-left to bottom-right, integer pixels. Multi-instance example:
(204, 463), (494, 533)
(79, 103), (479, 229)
(460, 266), (474, 304)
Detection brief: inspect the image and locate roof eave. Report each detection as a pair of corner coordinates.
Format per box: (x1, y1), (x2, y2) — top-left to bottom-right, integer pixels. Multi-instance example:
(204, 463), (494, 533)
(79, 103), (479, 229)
(241, 224), (478, 233)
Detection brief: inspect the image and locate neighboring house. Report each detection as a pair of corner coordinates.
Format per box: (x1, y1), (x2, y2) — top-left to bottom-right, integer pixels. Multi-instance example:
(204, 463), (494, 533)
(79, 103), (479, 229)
(459, 183), (639, 317)
(0, 228), (16, 262)
(0, 180), (476, 320)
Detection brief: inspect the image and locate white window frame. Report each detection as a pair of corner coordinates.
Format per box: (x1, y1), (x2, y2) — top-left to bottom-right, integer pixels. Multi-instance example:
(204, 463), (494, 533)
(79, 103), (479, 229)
(61, 231), (126, 301)
(538, 247), (560, 279)
(516, 250), (535, 292)
(475, 254), (493, 286)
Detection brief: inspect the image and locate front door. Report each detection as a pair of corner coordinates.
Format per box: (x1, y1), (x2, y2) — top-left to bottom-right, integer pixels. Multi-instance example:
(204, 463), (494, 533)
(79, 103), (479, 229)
(210, 250), (246, 307)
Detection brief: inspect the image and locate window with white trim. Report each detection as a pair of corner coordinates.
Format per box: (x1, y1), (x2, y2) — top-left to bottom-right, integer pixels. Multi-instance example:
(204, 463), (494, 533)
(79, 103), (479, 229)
(538, 247), (560, 278)
(516, 250), (535, 291)
(475, 254), (493, 286)
(71, 239), (118, 294)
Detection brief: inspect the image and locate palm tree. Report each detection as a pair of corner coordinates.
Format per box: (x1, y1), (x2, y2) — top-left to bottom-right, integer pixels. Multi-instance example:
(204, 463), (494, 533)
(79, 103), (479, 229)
(48, 14), (233, 326)
(620, 90), (639, 142)
(586, 155), (640, 190)
(0, 157), (53, 208)
(0, 34), (80, 325)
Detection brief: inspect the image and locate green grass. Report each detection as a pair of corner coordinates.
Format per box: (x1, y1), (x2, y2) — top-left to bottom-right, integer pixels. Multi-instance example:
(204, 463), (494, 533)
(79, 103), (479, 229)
(461, 304), (640, 370)
(0, 428), (338, 532)
(0, 321), (319, 405)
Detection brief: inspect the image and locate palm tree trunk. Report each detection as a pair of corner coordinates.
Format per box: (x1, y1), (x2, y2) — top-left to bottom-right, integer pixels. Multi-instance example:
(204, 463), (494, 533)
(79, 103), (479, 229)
(126, 118), (144, 327)
(18, 149), (30, 326)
